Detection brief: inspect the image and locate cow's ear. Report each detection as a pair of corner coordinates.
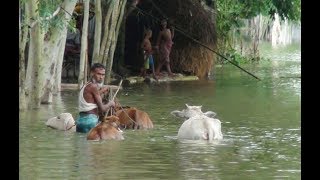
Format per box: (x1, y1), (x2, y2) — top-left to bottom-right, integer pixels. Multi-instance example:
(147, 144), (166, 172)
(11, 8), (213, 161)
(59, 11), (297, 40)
(185, 104), (189, 108)
(204, 111), (217, 118)
(171, 110), (181, 118)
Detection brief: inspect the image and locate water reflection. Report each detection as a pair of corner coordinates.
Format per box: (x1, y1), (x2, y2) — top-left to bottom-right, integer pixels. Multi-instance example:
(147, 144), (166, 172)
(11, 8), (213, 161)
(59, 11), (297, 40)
(175, 140), (224, 179)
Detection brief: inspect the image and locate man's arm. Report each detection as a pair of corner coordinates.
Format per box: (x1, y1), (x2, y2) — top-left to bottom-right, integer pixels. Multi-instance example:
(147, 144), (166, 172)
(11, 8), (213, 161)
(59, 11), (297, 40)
(90, 85), (115, 112)
(99, 86), (109, 95)
(171, 27), (174, 39)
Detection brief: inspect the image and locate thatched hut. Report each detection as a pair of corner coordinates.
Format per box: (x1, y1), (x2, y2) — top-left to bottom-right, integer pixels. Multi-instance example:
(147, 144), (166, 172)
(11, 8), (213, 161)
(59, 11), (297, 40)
(121, 0), (217, 79)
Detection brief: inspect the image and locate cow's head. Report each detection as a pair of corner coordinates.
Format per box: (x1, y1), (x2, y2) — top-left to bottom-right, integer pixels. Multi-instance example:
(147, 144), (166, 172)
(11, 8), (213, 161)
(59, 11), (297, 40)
(46, 113), (75, 131)
(103, 115), (122, 132)
(171, 104), (217, 119)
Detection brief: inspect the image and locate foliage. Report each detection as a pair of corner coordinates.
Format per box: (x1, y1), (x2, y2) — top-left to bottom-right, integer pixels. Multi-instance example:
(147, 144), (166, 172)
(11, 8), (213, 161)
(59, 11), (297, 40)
(214, 0), (301, 64)
(235, 0), (301, 21)
(36, 0), (77, 32)
(269, 0), (301, 22)
(222, 48), (271, 65)
(67, 17), (77, 33)
(224, 49), (250, 65)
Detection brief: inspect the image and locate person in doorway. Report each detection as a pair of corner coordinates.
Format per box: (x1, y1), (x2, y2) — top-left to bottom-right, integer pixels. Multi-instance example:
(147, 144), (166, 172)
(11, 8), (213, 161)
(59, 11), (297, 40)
(76, 63), (115, 133)
(155, 19), (175, 77)
(140, 29), (157, 80)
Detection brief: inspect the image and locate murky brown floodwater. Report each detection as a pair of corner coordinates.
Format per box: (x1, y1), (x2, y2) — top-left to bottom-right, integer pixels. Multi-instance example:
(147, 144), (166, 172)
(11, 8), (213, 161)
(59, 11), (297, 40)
(20, 42), (300, 179)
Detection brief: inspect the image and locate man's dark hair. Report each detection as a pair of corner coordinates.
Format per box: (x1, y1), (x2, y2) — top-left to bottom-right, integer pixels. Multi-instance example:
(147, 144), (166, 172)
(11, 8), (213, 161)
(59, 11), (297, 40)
(161, 18), (168, 23)
(160, 18), (168, 30)
(91, 63), (105, 71)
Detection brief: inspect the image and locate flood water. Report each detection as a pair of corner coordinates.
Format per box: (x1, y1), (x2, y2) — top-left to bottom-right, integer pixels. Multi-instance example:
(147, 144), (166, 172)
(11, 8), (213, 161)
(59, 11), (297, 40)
(19, 42), (301, 179)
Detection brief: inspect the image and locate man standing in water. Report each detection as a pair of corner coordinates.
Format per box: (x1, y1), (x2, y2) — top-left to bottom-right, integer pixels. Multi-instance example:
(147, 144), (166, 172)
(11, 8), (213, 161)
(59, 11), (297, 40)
(155, 19), (175, 77)
(76, 63), (115, 133)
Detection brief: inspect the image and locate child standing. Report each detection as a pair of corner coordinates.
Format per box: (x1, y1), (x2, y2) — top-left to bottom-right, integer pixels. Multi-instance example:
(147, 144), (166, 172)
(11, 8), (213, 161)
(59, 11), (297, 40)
(141, 29), (157, 80)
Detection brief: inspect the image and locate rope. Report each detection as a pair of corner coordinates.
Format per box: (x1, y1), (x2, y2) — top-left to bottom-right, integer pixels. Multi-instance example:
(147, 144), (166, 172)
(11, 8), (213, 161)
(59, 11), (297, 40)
(112, 79), (123, 101)
(106, 79), (123, 116)
(115, 103), (138, 129)
(66, 124), (76, 131)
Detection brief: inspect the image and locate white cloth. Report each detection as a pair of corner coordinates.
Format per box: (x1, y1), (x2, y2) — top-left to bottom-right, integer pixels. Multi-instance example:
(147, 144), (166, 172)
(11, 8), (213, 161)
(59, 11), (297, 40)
(79, 82), (98, 112)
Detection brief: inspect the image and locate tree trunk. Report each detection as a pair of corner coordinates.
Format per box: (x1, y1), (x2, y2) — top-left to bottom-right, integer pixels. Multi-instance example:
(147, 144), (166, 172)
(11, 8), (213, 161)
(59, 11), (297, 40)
(103, 0), (120, 84)
(41, 0), (77, 103)
(78, 0), (90, 89)
(25, 29), (35, 92)
(41, 35), (61, 103)
(103, 2), (119, 66)
(53, 32), (67, 94)
(99, 1), (115, 65)
(19, 1), (30, 110)
(92, 0), (102, 64)
(105, 0), (127, 84)
(29, 0), (45, 108)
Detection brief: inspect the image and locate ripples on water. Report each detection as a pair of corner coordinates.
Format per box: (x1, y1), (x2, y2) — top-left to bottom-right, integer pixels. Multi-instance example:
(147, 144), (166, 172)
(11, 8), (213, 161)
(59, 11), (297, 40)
(19, 43), (300, 179)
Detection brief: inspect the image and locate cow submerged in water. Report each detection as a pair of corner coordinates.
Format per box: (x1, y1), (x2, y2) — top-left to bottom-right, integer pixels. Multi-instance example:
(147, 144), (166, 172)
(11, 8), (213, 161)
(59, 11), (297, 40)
(45, 113), (76, 132)
(171, 104), (223, 141)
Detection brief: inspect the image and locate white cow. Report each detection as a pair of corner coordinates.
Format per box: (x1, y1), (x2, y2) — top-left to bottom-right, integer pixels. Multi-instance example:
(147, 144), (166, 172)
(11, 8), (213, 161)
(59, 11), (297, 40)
(45, 113), (76, 132)
(171, 104), (223, 141)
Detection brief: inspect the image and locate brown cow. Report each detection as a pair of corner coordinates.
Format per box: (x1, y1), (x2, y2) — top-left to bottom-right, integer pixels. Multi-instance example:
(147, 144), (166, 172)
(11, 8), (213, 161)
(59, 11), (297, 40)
(115, 107), (154, 130)
(87, 115), (124, 141)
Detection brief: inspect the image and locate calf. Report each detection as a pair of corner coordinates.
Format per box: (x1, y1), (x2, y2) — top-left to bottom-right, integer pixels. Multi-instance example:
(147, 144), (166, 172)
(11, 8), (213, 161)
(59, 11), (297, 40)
(87, 115), (124, 141)
(171, 104), (223, 141)
(115, 107), (154, 130)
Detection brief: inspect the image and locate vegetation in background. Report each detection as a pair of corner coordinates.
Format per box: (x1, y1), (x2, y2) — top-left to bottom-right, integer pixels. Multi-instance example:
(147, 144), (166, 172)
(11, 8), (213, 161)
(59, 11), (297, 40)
(214, 0), (301, 64)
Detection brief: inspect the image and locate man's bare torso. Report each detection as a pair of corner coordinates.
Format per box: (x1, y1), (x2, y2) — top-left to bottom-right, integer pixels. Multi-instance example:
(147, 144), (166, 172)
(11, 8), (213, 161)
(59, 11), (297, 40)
(82, 82), (99, 115)
(160, 29), (172, 43)
(143, 38), (152, 54)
